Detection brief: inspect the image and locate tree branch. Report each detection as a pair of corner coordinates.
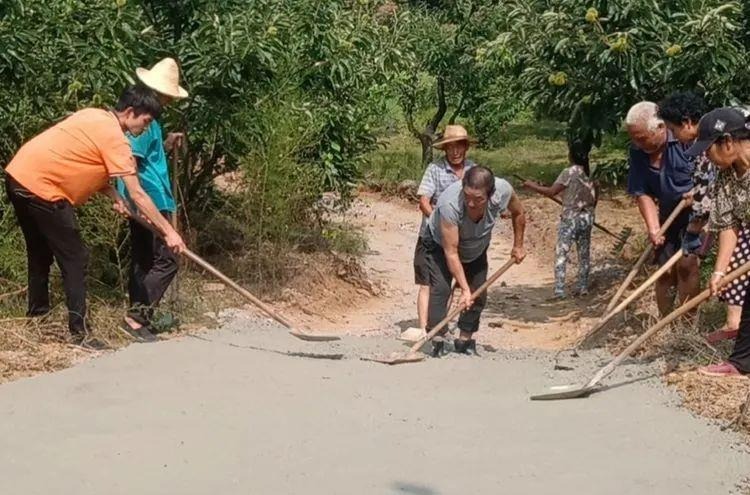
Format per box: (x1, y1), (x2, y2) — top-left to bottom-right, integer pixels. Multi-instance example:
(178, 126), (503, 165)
(448, 92), (466, 124)
(427, 76), (447, 135)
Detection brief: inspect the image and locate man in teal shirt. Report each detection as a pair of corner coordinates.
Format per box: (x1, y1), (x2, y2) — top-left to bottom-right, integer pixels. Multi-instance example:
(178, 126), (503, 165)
(117, 57), (188, 341)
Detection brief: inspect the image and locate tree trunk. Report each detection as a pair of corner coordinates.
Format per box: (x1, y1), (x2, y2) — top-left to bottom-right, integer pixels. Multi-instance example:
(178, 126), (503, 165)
(404, 77), (448, 166)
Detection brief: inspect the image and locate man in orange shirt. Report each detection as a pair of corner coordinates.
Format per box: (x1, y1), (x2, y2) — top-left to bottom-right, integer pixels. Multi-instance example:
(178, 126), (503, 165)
(4, 85), (186, 348)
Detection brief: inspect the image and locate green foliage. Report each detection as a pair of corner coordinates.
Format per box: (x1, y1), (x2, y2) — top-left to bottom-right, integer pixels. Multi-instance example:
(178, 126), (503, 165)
(0, 0), (408, 293)
(591, 158), (629, 187)
(496, 0), (750, 151)
(395, 0), (524, 159)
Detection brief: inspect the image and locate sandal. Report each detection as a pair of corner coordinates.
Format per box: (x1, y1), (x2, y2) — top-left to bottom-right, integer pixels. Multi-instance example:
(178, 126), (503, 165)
(705, 328), (739, 345)
(118, 319), (158, 343)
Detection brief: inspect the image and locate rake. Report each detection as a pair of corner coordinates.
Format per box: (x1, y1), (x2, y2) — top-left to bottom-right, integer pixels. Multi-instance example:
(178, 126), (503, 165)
(530, 258), (750, 400)
(513, 174), (631, 254)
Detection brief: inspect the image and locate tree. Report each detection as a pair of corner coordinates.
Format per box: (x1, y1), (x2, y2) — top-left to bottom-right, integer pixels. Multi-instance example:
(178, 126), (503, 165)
(495, 0), (750, 159)
(396, 0), (521, 165)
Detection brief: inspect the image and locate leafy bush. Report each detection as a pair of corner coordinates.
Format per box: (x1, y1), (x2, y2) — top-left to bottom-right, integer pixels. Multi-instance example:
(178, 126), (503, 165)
(592, 159), (629, 187)
(0, 0), (407, 294)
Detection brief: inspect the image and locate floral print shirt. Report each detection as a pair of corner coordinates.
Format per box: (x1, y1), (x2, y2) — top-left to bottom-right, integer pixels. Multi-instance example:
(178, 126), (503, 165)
(709, 166), (750, 232)
(689, 152), (717, 222)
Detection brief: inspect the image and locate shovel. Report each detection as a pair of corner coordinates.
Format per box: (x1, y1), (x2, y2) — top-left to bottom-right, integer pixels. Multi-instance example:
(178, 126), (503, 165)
(531, 258), (750, 400)
(124, 205), (340, 342)
(513, 174), (631, 253)
(604, 198), (688, 313)
(365, 258), (516, 365)
(575, 250), (684, 350)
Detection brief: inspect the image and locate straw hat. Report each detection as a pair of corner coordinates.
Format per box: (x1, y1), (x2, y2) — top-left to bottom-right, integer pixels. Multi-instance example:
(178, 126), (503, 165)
(432, 125), (477, 149)
(136, 57), (188, 99)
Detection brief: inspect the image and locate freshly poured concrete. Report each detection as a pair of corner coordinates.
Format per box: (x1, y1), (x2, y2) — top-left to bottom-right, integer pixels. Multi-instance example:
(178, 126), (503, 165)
(0, 316), (748, 495)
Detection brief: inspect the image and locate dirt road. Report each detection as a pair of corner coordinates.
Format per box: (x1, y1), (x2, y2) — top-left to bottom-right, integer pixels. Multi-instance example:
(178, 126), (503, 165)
(0, 194), (748, 494)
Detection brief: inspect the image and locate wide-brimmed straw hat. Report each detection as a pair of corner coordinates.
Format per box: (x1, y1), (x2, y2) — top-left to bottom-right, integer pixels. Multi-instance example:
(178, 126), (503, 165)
(432, 125), (477, 149)
(136, 57), (188, 99)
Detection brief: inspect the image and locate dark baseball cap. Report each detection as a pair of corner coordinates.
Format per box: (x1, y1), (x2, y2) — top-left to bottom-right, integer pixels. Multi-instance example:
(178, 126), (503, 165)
(686, 106), (750, 156)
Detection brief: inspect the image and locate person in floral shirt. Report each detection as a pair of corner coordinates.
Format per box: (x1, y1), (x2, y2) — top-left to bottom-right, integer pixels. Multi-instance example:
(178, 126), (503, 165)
(658, 92), (748, 344)
(686, 107), (750, 377)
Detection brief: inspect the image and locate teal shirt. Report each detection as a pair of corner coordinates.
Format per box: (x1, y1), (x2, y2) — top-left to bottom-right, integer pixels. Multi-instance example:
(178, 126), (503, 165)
(116, 120), (176, 212)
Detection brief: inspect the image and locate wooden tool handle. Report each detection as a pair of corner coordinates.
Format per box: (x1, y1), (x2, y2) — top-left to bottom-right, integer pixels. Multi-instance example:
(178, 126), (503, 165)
(605, 197), (689, 312)
(588, 258), (750, 387)
(125, 206), (296, 331)
(513, 173), (621, 240)
(409, 258), (516, 353)
(578, 250), (683, 349)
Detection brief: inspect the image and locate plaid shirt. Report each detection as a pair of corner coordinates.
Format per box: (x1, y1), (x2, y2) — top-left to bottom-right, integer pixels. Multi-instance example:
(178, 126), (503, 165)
(417, 157), (475, 234)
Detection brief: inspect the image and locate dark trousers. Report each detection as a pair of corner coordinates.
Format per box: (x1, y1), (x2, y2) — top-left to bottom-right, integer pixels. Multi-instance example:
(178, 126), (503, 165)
(127, 213), (178, 326)
(5, 176), (88, 334)
(730, 291), (750, 373)
(425, 239), (488, 334)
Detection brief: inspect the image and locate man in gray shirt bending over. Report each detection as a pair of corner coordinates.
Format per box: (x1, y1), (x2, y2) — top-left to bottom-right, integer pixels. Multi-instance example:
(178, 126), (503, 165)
(422, 166), (526, 355)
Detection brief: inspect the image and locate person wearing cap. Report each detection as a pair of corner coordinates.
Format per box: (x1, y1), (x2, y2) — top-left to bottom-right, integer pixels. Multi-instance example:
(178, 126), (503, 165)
(3, 85), (186, 348)
(625, 101), (699, 316)
(685, 106), (750, 377)
(658, 92), (750, 344)
(400, 125), (476, 343)
(115, 58), (189, 342)
(420, 166), (526, 356)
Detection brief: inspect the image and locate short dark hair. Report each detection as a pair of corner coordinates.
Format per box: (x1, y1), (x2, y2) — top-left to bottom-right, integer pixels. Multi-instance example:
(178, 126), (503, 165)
(115, 84), (162, 118)
(462, 166), (495, 196)
(657, 91), (708, 126)
(568, 139), (590, 175)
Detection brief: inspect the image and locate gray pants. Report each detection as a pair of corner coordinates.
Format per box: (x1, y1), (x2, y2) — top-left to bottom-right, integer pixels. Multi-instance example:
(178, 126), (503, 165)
(424, 237), (488, 334)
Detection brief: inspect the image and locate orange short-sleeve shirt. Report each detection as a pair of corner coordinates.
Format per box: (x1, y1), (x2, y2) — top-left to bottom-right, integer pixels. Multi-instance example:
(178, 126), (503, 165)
(5, 108), (136, 206)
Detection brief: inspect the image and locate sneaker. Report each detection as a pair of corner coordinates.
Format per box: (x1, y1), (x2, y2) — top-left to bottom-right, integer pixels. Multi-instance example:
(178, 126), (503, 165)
(548, 292), (566, 302)
(398, 327), (427, 343)
(705, 328), (739, 345)
(454, 338), (479, 356)
(70, 332), (108, 350)
(698, 362), (747, 378)
(431, 337), (445, 358)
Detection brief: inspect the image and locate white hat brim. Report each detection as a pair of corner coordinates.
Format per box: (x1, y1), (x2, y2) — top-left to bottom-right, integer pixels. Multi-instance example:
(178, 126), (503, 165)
(136, 67), (189, 99)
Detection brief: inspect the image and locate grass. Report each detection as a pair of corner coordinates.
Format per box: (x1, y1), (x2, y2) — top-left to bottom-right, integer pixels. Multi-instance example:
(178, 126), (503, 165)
(363, 119), (628, 189)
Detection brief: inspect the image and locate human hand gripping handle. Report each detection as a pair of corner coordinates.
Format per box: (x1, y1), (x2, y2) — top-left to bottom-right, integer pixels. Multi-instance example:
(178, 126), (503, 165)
(511, 245), (526, 264)
(648, 228), (665, 247)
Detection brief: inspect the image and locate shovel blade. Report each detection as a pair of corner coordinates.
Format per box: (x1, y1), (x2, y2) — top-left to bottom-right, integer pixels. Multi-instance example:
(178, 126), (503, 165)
(530, 384), (597, 401)
(289, 330), (341, 342)
(362, 352), (425, 365)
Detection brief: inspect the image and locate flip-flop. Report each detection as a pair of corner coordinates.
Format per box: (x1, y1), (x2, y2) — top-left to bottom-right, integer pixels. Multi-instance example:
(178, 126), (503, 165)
(118, 320), (144, 342)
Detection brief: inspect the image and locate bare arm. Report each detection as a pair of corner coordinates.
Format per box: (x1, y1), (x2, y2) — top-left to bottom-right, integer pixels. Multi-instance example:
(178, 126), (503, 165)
(418, 196), (433, 217)
(119, 174), (186, 253)
(710, 228), (738, 295)
(635, 195), (663, 246)
(440, 220), (470, 295)
(506, 192), (526, 263)
(523, 180), (565, 198)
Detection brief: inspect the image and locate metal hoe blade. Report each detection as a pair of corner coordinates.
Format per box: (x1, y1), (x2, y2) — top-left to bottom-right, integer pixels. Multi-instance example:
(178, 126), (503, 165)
(289, 331), (342, 342)
(361, 352), (425, 365)
(530, 384), (599, 401)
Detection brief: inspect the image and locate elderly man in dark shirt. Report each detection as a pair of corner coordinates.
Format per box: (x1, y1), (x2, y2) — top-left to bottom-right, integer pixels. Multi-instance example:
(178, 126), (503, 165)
(625, 101), (699, 315)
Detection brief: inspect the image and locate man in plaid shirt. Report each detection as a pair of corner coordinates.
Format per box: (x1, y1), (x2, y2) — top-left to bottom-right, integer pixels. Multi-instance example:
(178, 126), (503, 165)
(400, 125), (476, 343)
